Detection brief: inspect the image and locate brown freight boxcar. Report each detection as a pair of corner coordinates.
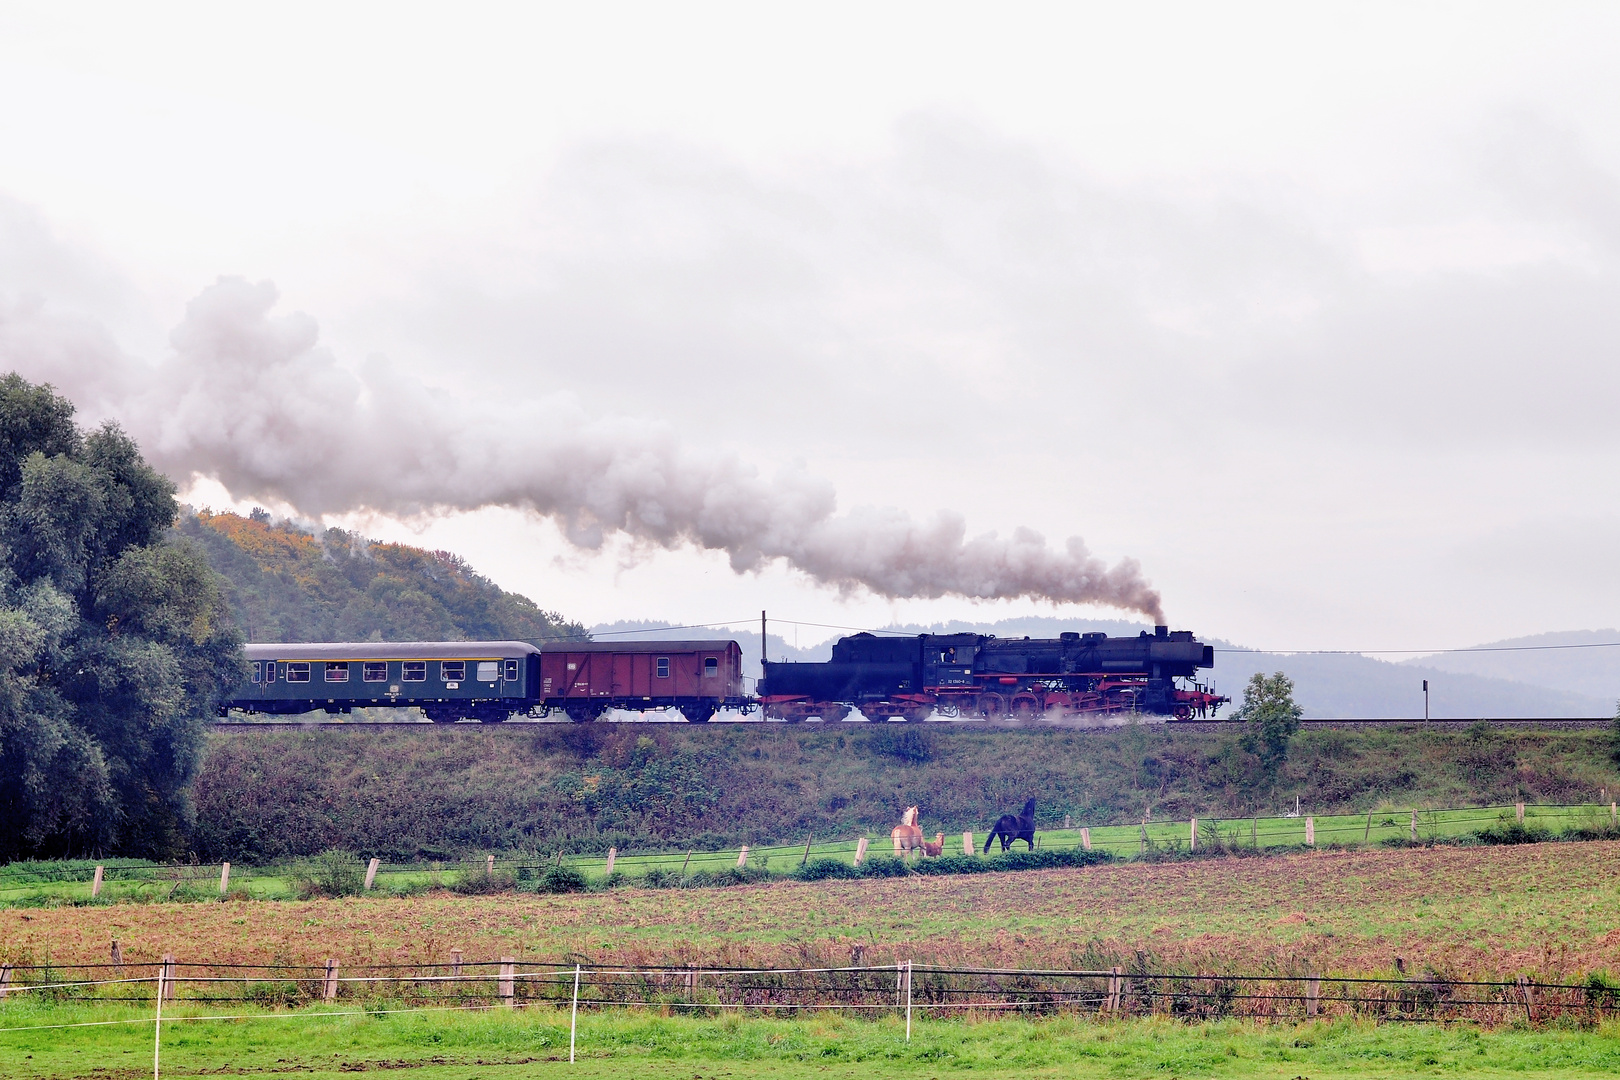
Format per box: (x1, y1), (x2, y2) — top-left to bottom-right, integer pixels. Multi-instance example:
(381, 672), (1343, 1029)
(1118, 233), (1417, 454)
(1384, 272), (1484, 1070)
(539, 640), (748, 722)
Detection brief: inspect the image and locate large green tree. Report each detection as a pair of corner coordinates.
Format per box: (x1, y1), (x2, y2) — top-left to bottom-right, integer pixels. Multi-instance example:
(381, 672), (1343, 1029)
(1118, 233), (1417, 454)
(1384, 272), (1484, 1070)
(0, 374), (243, 859)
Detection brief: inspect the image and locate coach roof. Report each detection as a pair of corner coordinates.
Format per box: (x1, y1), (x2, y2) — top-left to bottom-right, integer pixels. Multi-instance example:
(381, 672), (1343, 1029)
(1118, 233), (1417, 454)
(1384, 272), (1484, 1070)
(541, 640), (740, 654)
(244, 641), (542, 661)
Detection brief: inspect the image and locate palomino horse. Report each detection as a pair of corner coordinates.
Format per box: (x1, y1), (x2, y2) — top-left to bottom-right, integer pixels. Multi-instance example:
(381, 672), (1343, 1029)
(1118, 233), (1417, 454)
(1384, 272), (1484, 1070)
(984, 797), (1037, 853)
(891, 806), (923, 858)
(921, 832), (945, 858)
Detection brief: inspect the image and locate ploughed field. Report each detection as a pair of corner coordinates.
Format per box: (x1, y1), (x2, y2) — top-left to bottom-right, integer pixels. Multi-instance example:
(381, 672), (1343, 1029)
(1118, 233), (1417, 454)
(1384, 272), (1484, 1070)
(7, 842), (1619, 980)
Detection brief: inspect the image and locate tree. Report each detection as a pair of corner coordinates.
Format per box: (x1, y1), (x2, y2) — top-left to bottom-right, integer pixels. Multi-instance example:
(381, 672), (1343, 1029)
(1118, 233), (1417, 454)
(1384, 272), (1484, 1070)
(1232, 671), (1302, 772)
(0, 374), (243, 859)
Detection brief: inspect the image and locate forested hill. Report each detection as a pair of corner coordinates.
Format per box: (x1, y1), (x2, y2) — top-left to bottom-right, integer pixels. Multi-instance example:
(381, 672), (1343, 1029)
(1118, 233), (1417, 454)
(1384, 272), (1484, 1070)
(175, 509), (586, 644)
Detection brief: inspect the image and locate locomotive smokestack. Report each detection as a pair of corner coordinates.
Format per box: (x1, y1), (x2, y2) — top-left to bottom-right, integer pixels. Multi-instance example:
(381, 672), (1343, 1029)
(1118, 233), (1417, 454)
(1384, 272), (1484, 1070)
(1155, 625), (1168, 638)
(15, 278), (1167, 621)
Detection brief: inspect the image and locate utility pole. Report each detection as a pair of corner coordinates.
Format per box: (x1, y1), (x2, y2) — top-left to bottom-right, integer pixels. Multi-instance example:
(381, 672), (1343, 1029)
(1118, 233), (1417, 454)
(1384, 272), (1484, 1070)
(1422, 679), (1429, 721)
(761, 610), (767, 668)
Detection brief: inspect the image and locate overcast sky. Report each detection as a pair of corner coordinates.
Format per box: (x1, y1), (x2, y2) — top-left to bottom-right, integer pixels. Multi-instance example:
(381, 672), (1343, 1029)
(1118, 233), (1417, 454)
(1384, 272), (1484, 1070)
(4, 2), (1620, 652)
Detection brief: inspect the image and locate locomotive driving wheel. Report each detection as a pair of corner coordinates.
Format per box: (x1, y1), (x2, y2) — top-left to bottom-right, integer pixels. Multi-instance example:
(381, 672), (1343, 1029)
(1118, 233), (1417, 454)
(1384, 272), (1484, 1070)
(976, 693), (1006, 720)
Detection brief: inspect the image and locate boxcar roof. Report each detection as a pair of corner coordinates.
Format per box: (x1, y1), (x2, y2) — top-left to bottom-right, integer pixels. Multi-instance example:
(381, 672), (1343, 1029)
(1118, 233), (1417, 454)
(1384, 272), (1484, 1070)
(542, 640), (741, 654)
(244, 641), (541, 660)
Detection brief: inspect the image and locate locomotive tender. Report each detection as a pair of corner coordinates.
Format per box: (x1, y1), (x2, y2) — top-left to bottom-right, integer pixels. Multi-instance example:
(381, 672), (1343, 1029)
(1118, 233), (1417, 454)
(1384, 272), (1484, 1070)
(221, 627), (1225, 723)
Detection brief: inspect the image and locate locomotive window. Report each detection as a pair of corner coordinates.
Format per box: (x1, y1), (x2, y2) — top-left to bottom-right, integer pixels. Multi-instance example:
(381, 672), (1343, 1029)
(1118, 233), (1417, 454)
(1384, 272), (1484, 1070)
(441, 661), (466, 682)
(656, 657), (670, 678)
(402, 661), (427, 682)
(325, 662), (349, 682)
(285, 662), (311, 683)
(476, 661), (500, 682)
(704, 657), (718, 677)
(503, 659), (519, 681)
(363, 662), (388, 682)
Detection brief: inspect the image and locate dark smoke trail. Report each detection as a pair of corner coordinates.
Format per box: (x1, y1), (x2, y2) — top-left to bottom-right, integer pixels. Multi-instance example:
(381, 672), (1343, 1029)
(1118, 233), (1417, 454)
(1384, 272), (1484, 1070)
(3, 278), (1165, 620)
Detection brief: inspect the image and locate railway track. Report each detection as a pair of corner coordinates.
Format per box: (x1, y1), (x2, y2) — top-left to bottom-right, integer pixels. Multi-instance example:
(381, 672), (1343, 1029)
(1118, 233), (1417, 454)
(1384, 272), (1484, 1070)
(212, 716), (1612, 729)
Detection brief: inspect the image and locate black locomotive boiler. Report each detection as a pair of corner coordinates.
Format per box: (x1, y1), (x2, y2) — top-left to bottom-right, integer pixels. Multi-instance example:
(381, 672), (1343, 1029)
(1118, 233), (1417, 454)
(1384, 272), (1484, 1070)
(759, 625), (1227, 722)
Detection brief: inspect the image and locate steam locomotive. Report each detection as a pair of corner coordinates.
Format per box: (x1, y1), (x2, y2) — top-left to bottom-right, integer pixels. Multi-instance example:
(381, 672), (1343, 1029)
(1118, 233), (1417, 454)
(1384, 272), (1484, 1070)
(759, 625), (1227, 722)
(221, 626), (1226, 723)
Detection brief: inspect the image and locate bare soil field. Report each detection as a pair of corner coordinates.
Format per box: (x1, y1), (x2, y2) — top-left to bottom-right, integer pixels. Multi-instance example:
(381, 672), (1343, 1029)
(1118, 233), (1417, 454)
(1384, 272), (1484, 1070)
(5, 841), (1618, 980)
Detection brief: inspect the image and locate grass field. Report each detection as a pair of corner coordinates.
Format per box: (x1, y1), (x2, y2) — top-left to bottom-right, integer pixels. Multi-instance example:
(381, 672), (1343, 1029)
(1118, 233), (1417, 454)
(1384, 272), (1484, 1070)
(6, 841), (1619, 979)
(4, 801), (1613, 906)
(4, 1003), (1620, 1078)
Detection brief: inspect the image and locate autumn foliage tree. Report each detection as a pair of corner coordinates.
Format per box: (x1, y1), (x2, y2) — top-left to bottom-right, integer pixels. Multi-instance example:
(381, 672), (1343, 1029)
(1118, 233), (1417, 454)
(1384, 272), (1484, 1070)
(0, 374), (243, 859)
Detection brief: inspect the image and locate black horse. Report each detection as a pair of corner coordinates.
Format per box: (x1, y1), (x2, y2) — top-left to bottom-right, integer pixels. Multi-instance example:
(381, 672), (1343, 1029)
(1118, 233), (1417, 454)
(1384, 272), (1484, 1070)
(984, 797), (1036, 853)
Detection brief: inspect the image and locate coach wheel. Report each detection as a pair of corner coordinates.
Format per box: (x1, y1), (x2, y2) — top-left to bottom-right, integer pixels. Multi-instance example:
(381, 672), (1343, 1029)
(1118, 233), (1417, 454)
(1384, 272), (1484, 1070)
(565, 704), (601, 723)
(680, 702), (717, 723)
(425, 706), (461, 724)
(820, 704), (852, 722)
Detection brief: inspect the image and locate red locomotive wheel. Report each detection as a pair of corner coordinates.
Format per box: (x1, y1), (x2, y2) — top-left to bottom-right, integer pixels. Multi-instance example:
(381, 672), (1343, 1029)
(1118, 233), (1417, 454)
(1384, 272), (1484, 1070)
(976, 693), (1006, 720)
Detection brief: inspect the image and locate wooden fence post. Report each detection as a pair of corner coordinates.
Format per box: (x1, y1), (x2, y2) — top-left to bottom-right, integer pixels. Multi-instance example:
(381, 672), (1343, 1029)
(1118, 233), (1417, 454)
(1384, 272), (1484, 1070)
(218, 862), (230, 895)
(962, 831), (973, 855)
(364, 858), (380, 891)
(1064, 814), (1072, 829)
(1515, 975), (1535, 1023)
(322, 959), (339, 1001)
(1364, 808), (1373, 843)
(0, 964), (12, 999)
(487, 854), (496, 876)
(1306, 976), (1320, 1017)
(450, 950), (463, 980)
(1081, 827), (1092, 851)
(854, 838), (869, 866)
(1305, 816), (1315, 847)
(605, 847), (617, 876)
(801, 837), (812, 866)
(1410, 809), (1418, 842)
(1189, 818), (1197, 851)
(1106, 966), (1122, 1012)
(91, 865), (104, 899)
(1516, 802), (1525, 824)
(162, 955), (177, 1000)
(499, 956), (515, 1006)
(737, 846), (749, 868)
(1252, 816), (1258, 849)
(111, 940), (123, 974)
(1612, 801), (1617, 828)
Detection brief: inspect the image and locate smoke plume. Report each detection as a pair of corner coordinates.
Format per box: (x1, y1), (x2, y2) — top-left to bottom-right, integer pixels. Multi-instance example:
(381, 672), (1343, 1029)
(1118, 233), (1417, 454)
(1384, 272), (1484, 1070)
(5, 278), (1164, 620)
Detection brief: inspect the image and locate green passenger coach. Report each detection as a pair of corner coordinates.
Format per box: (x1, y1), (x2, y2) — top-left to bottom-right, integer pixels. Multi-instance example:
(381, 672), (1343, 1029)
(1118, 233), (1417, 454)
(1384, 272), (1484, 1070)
(227, 641), (542, 723)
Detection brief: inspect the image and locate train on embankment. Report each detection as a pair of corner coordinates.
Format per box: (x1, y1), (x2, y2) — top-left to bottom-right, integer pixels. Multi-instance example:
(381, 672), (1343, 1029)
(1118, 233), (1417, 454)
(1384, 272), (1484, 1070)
(221, 625), (1228, 724)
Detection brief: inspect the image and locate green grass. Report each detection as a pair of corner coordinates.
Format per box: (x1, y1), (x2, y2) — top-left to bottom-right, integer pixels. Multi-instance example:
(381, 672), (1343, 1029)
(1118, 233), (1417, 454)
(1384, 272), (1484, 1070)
(2, 801), (1614, 906)
(3, 1001), (1620, 1078)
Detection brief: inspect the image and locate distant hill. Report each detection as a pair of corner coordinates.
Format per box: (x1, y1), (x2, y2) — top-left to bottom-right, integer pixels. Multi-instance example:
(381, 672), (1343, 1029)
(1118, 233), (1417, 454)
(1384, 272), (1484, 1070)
(177, 509), (586, 644)
(1401, 630), (1620, 706)
(632, 614), (1606, 719)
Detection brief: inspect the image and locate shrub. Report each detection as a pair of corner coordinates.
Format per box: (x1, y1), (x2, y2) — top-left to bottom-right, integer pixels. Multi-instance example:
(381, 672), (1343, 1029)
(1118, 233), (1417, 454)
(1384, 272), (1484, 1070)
(1473, 821), (1551, 845)
(793, 858), (862, 882)
(535, 865), (589, 894)
(639, 868), (679, 889)
(291, 849), (364, 899)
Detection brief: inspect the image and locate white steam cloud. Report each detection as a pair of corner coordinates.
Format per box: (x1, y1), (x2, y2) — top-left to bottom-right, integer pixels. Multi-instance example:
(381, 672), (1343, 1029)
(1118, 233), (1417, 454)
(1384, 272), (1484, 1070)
(6, 278), (1164, 620)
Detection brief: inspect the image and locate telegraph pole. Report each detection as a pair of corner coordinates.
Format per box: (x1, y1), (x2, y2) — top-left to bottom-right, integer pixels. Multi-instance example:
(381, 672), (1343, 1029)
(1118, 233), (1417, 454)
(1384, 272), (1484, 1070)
(1422, 679), (1429, 721)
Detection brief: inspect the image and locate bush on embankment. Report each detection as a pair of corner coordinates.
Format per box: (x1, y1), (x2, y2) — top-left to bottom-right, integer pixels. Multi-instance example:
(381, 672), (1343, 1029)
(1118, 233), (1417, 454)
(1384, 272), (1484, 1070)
(187, 721), (1620, 861)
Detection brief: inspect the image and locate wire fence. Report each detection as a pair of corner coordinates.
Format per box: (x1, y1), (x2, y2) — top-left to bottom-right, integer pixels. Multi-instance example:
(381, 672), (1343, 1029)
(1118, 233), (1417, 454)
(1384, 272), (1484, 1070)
(2, 959), (1617, 1029)
(3, 801), (1617, 901)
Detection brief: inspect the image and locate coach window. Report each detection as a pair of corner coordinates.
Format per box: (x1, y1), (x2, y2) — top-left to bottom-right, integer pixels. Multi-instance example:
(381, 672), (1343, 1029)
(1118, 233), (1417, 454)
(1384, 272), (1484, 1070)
(325, 662), (349, 683)
(286, 662), (311, 683)
(441, 661), (466, 682)
(503, 659), (519, 681)
(476, 661), (499, 682)
(704, 657), (718, 678)
(265, 662), (276, 683)
(251, 661), (262, 684)
(363, 662), (388, 682)
(402, 661), (427, 682)
(656, 657), (670, 678)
